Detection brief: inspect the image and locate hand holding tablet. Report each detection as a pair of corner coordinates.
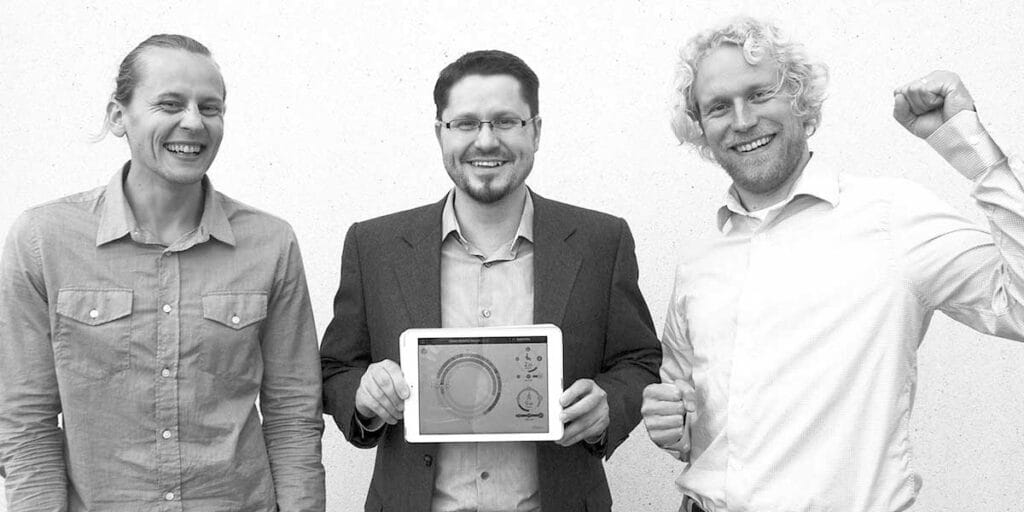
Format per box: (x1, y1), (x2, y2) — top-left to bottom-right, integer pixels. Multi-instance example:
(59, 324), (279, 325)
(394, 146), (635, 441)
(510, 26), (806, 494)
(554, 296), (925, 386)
(399, 324), (565, 443)
(354, 359), (411, 427)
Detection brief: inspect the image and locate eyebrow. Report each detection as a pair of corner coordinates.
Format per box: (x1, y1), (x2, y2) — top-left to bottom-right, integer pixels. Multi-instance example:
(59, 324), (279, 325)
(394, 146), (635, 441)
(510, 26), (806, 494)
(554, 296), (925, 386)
(699, 80), (778, 109)
(151, 92), (224, 104)
(448, 109), (526, 119)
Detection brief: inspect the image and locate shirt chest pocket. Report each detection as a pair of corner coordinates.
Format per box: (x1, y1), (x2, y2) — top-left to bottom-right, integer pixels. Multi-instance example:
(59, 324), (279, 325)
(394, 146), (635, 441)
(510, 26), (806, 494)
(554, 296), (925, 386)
(198, 291), (268, 381)
(55, 288), (133, 379)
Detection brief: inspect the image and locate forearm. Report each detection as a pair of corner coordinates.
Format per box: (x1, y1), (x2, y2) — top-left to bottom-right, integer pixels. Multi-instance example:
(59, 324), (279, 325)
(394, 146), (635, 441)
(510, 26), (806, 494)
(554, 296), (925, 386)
(0, 214), (69, 510)
(0, 425), (68, 511)
(262, 406), (325, 511)
(259, 235), (326, 511)
(924, 111), (1024, 334)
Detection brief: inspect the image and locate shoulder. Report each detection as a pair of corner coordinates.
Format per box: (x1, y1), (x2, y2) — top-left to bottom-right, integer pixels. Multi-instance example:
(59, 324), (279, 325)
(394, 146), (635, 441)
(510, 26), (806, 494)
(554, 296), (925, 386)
(216, 192), (296, 237)
(838, 172), (950, 211)
(342, 201), (443, 253)
(9, 185), (105, 242)
(356, 202), (440, 232)
(533, 194), (626, 234)
(19, 186), (105, 226)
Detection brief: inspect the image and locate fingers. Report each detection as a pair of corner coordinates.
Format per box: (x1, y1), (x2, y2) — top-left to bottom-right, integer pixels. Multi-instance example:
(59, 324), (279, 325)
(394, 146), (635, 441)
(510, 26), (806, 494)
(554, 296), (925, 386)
(673, 380), (697, 413)
(892, 92), (915, 131)
(895, 71), (974, 116)
(558, 378), (592, 409)
(645, 416), (685, 448)
(642, 384), (688, 448)
(557, 379), (609, 446)
(560, 380), (604, 422)
(558, 401), (609, 446)
(641, 382), (695, 416)
(643, 382), (683, 401)
(355, 359), (409, 425)
(378, 359), (411, 400)
(894, 79), (941, 116)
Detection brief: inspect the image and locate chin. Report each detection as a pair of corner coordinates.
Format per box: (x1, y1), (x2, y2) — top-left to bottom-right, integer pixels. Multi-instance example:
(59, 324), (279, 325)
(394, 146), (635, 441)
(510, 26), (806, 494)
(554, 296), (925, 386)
(161, 167), (210, 186)
(464, 184), (512, 204)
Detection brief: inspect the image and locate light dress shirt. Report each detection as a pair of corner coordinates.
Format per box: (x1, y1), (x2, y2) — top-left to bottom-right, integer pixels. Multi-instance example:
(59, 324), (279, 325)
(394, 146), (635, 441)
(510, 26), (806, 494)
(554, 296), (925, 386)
(661, 111), (1024, 512)
(0, 165), (325, 511)
(432, 189), (541, 512)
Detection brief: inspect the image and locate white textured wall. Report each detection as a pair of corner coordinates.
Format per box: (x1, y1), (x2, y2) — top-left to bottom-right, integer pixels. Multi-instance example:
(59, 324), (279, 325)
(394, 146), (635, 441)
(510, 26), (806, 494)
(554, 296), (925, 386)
(2, 1), (1023, 510)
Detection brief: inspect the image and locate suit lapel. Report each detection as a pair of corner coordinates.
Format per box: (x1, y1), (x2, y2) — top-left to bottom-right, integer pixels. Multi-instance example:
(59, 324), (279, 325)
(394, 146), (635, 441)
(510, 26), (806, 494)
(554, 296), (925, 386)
(532, 193), (583, 326)
(392, 198), (445, 329)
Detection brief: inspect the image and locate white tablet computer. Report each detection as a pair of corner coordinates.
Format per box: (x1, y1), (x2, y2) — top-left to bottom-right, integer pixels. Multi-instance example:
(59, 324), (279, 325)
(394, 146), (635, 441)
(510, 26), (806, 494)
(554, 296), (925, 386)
(399, 324), (564, 443)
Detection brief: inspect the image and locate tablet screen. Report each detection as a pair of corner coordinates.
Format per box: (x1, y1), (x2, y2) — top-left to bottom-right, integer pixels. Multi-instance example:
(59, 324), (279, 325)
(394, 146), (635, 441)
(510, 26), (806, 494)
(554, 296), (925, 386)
(417, 335), (550, 435)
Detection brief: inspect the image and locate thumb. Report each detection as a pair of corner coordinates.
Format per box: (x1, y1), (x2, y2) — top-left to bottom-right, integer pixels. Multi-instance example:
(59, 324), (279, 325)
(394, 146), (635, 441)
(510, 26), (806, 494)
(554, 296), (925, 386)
(892, 92), (915, 131)
(674, 379), (697, 411)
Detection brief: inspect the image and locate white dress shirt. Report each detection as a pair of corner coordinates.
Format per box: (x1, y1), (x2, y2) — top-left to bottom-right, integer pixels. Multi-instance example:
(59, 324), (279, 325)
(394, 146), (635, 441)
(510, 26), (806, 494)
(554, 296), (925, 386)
(431, 190), (542, 512)
(661, 111), (1024, 512)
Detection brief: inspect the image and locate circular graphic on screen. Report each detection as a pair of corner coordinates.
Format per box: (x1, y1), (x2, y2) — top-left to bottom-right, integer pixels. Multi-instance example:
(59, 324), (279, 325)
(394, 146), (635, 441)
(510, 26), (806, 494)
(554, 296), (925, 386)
(435, 353), (501, 418)
(516, 386), (543, 412)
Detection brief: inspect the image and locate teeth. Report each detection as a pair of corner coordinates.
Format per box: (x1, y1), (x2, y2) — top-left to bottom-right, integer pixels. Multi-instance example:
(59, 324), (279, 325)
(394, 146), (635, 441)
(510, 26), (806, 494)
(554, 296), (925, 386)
(736, 136), (772, 153)
(470, 161), (503, 168)
(164, 143), (202, 154)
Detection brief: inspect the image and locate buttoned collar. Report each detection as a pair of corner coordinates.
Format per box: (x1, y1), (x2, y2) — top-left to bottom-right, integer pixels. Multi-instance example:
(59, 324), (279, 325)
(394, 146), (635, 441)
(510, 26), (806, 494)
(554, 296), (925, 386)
(716, 152), (839, 232)
(95, 162), (236, 247)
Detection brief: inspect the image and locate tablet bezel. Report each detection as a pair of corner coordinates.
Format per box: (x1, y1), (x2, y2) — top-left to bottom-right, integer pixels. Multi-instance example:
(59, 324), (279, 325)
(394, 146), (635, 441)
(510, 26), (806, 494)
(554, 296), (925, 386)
(400, 324), (564, 443)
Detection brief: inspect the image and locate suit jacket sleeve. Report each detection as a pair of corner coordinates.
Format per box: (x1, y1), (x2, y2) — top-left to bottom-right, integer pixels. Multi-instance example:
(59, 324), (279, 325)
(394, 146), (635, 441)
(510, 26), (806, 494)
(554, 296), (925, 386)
(590, 218), (661, 458)
(321, 222), (387, 448)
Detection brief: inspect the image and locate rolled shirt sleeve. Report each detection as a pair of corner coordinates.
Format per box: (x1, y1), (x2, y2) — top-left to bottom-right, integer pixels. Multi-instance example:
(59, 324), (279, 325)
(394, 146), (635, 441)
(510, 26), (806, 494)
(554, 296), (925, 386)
(259, 230), (326, 511)
(0, 212), (69, 510)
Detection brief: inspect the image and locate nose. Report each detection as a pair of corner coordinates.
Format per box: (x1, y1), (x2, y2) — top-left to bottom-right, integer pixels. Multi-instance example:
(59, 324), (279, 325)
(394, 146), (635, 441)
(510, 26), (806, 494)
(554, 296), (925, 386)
(731, 101), (757, 131)
(472, 123), (500, 151)
(178, 104), (204, 131)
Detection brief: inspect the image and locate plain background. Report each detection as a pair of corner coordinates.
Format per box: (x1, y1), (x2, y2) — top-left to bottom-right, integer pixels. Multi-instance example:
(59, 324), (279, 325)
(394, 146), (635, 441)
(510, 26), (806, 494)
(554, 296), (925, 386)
(2, 1), (1022, 510)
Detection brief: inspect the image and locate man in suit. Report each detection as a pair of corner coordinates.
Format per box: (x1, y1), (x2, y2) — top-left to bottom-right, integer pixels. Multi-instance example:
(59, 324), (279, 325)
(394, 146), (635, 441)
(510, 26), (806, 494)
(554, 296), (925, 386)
(320, 50), (661, 511)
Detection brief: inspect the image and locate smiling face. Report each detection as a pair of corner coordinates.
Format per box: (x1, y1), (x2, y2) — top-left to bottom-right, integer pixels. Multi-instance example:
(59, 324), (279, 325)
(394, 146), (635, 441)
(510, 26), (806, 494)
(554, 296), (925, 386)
(695, 45), (810, 208)
(435, 74), (540, 205)
(109, 47), (225, 187)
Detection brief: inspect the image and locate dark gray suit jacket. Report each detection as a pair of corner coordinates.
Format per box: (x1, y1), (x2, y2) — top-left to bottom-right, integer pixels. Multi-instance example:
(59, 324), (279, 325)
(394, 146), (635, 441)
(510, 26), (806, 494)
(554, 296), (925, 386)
(321, 192), (660, 512)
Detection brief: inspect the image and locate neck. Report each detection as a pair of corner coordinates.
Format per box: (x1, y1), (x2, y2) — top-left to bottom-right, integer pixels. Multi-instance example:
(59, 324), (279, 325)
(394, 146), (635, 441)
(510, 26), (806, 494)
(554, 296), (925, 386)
(735, 150), (812, 212)
(453, 185), (528, 254)
(123, 165), (205, 245)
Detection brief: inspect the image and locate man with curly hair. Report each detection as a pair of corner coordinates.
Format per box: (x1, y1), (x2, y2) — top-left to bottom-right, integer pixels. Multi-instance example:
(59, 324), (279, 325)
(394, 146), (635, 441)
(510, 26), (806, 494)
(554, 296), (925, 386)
(641, 16), (1024, 512)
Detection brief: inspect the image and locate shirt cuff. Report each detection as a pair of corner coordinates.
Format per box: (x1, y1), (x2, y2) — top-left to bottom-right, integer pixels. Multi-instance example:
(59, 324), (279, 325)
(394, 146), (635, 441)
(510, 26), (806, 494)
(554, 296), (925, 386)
(584, 429), (607, 446)
(354, 410), (385, 433)
(927, 109), (1007, 180)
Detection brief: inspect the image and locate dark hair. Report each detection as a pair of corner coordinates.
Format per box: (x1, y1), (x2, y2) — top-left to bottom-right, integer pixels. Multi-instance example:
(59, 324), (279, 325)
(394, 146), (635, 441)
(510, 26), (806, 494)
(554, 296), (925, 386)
(433, 50), (539, 120)
(113, 34), (219, 105)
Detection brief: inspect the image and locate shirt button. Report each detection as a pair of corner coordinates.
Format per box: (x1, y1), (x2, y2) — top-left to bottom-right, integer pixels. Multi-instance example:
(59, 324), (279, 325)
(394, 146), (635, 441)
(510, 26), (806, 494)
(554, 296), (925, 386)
(164, 492), (174, 501)
(483, 262), (493, 268)
(162, 304), (172, 313)
(161, 368), (171, 378)
(162, 430), (172, 439)
(231, 315), (241, 325)
(423, 455), (433, 467)
(481, 471), (490, 480)
(89, 309), (99, 319)
(481, 309), (491, 318)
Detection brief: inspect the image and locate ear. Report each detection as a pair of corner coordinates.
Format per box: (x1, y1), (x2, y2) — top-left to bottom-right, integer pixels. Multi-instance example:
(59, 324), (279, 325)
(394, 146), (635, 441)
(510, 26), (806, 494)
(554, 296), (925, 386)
(106, 99), (127, 137)
(434, 122), (443, 147)
(531, 116), (542, 150)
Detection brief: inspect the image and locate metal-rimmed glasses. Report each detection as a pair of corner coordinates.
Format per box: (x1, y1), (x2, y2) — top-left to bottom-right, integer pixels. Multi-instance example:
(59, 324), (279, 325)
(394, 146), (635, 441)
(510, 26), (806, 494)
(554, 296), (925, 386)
(436, 115), (539, 134)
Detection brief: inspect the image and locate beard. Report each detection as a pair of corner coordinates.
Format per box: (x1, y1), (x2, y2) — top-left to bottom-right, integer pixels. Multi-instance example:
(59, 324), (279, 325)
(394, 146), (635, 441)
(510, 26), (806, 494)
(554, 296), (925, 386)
(445, 156), (533, 205)
(716, 132), (808, 196)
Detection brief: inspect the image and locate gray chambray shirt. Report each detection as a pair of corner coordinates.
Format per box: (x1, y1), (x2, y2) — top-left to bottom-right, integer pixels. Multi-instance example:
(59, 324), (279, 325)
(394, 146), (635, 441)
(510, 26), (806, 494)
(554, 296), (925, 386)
(0, 165), (325, 511)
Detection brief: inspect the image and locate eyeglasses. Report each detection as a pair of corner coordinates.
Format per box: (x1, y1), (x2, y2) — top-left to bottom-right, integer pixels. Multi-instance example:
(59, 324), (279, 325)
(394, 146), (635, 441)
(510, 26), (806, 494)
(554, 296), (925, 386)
(437, 115), (539, 133)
